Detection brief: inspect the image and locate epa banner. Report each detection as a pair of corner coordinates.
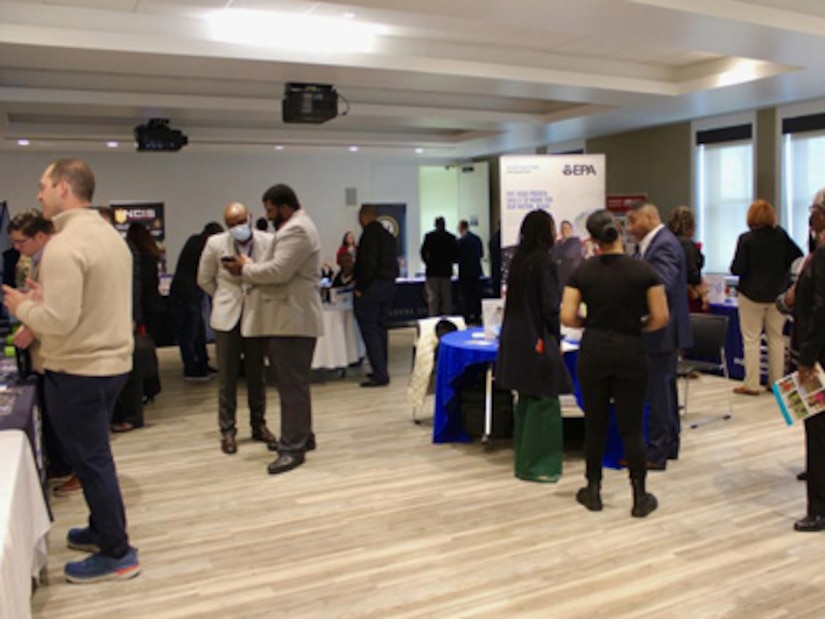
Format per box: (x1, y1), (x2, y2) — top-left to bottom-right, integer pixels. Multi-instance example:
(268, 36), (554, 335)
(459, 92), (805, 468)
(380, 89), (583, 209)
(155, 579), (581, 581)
(109, 201), (167, 272)
(499, 155), (606, 287)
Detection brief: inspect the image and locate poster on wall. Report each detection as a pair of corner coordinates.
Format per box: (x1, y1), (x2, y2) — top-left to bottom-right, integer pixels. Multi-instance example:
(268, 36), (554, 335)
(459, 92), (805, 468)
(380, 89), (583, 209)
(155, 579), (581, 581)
(109, 201), (167, 272)
(607, 193), (648, 253)
(499, 155), (606, 289)
(363, 202), (407, 278)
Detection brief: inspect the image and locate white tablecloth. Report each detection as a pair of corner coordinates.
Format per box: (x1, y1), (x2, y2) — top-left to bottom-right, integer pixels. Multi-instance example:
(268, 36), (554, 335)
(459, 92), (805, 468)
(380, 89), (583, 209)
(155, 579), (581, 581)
(312, 305), (365, 370)
(0, 430), (50, 619)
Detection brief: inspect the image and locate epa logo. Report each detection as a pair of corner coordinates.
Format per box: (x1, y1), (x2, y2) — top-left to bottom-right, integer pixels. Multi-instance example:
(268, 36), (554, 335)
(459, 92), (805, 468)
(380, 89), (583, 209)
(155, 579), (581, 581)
(563, 164), (597, 176)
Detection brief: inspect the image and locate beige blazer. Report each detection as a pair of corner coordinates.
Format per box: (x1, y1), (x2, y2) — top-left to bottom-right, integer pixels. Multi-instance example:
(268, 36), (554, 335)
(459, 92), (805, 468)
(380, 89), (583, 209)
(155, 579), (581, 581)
(197, 229), (274, 336)
(241, 210), (324, 338)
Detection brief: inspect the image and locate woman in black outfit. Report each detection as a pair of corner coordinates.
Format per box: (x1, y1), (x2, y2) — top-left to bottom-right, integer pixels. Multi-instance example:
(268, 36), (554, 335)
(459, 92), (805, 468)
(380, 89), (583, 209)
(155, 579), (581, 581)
(667, 206), (708, 312)
(730, 200), (802, 395)
(561, 210), (669, 517)
(791, 190), (825, 532)
(126, 222), (165, 344)
(497, 210), (572, 482)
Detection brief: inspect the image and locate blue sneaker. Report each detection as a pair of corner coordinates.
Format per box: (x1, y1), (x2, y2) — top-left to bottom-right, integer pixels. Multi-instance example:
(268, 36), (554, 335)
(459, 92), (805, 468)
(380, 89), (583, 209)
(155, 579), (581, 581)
(66, 527), (102, 552)
(65, 547), (141, 583)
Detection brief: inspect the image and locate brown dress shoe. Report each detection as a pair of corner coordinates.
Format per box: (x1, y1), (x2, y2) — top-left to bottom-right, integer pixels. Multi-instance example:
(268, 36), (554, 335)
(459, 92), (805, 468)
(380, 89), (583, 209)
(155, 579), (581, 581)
(54, 475), (82, 497)
(252, 425), (278, 445)
(732, 386), (761, 396)
(221, 435), (238, 455)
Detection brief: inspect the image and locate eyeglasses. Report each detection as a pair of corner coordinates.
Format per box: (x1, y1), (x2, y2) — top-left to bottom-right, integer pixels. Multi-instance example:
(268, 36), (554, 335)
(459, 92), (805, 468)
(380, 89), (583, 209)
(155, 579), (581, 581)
(10, 236), (31, 247)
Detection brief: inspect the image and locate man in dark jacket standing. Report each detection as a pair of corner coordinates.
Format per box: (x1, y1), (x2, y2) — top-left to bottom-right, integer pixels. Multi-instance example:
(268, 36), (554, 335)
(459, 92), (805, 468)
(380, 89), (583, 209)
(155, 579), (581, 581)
(169, 222), (223, 380)
(627, 202), (691, 470)
(420, 216), (458, 316)
(354, 205), (398, 388)
(457, 219), (484, 323)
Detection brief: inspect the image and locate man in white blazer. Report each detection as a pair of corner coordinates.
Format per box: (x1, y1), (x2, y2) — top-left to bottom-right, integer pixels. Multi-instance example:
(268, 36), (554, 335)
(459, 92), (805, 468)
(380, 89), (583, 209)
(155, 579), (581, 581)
(225, 184), (323, 475)
(198, 202), (277, 455)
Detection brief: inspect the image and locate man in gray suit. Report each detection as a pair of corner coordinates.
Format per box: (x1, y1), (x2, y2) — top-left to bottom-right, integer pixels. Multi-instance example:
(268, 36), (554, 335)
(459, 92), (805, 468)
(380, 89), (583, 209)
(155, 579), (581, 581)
(225, 184), (323, 475)
(198, 202), (277, 455)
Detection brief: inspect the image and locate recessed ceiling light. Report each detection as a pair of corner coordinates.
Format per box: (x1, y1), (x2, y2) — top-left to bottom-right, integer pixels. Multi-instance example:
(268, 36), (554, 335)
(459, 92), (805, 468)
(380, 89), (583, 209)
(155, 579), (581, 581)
(274, 145), (284, 150)
(17, 139), (29, 146)
(106, 141), (119, 148)
(415, 147), (424, 154)
(349, 146), (359, 152)
(343, 12), (355, 19)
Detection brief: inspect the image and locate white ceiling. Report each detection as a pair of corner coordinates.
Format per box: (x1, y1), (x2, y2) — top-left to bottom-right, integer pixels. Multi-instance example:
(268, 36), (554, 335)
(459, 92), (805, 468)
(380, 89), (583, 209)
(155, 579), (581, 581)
(2, 0), (825, 158)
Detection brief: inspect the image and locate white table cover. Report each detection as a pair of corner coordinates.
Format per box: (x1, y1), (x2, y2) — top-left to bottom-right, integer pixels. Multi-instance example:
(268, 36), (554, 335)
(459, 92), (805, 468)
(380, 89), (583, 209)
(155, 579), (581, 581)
(0, 430), (50, 619)
(312, 305), (365, 370)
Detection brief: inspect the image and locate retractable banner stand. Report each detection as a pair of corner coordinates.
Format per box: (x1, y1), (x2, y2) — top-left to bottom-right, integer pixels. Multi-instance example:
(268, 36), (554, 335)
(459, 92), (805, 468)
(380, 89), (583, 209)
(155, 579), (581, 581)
(109, 201), (167, 272)
(499, 155), (606, 289)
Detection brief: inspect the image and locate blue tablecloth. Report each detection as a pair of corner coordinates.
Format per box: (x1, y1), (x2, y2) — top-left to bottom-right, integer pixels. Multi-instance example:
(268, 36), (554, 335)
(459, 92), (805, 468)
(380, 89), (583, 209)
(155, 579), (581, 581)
(433, 327), (641, 468)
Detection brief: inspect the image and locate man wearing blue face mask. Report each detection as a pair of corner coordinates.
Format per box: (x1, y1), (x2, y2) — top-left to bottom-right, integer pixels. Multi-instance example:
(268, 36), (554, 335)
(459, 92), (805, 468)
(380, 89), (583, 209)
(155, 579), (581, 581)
(197, 202), (277, 455)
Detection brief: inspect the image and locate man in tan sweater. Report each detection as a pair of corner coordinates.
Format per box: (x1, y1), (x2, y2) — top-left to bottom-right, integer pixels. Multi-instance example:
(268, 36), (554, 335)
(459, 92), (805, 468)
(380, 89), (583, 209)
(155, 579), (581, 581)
(3, 158), (139, 584)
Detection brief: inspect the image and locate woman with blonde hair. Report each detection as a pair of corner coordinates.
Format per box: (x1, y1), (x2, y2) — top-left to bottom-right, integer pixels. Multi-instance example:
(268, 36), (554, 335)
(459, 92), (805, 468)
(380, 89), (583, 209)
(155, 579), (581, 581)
(730, 199), (802, 395)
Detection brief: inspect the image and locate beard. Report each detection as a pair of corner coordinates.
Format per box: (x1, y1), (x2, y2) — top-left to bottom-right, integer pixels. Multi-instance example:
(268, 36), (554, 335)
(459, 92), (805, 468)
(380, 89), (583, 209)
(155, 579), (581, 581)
(272, 212), (286, 230)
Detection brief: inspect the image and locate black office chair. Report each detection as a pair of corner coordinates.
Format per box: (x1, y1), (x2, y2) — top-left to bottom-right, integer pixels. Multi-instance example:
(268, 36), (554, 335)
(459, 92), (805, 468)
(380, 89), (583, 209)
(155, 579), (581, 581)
(677, 313), (733, 428)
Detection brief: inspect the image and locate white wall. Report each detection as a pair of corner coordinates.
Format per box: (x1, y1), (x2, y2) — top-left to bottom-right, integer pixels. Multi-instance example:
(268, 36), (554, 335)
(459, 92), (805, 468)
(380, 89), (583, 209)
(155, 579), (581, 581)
(0, 151), (421, 271)
(418, 162), (490, 276)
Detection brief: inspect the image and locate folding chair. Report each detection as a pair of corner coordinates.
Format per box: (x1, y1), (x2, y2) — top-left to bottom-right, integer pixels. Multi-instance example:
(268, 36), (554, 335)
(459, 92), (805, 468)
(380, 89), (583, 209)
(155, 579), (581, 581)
(408, 316), (466, 424)
(677, 313), (733, 428)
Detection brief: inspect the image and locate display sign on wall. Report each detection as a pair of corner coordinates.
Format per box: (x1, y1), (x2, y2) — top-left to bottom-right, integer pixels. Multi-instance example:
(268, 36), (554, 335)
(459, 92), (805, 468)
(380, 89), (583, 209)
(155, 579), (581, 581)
(109, 201), (167, 272)
(499, 155), (606, 288)
(607, 193), (648, 253)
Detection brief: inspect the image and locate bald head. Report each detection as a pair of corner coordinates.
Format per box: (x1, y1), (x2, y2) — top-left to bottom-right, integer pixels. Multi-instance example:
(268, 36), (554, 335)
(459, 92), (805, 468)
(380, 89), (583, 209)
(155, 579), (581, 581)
(627, 202), (662, 242)
(223, 202), (249, 228)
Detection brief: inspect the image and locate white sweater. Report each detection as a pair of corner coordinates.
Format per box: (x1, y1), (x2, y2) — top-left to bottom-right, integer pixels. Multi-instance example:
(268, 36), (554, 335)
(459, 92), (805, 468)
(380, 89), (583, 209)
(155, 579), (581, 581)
(16, 208), (133, 376)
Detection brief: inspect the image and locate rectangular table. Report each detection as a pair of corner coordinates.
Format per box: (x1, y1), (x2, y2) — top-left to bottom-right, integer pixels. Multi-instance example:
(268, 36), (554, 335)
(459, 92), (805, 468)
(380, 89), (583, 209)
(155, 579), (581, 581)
(0, 430), (51, 619)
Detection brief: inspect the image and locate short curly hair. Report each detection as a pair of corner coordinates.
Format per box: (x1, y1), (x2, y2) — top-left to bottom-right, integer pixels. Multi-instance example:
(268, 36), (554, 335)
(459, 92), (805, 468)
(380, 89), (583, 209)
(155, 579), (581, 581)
(667, 206), (696, 237)
(746, 199), (777, 229)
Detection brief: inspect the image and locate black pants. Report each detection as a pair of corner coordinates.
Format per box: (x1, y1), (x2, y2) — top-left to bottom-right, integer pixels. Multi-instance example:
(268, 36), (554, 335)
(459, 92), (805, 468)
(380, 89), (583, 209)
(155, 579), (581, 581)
(805, 412), (825, 516)
(354, 279), (396, 383)
(214, 323), (267, 437)
(268, 336), (316, 454)
(577, 331), (648, 482)
(645, 350), (680, 464)
(45, 371), (130, 557)
(38, 372), (72, 476)
(459, 277), (481, 323)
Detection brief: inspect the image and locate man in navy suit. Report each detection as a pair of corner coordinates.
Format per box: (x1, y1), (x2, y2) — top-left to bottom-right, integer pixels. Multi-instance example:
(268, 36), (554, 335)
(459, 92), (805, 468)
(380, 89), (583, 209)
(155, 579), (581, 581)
(627, 202), (692, 470)
(457, 219), (484, 323)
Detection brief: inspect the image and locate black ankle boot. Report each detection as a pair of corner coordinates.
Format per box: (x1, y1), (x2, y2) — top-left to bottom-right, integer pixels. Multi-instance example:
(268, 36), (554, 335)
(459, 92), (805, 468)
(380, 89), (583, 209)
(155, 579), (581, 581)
(631, 478), (657, 518)
(576, 480), (603, 512)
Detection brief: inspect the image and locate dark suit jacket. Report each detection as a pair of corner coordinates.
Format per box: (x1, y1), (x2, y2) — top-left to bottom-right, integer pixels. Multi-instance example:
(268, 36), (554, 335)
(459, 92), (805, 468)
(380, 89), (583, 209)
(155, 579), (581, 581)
(642, 227), (692, 353)
(355, 221), (398, 293)
(457, 231), (483, 280)
(420, 229), (458, 277)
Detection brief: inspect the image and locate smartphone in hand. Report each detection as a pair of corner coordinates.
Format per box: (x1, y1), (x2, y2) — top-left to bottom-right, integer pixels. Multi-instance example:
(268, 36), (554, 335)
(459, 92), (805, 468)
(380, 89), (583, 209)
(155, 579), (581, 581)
(220, 255), (235, 263)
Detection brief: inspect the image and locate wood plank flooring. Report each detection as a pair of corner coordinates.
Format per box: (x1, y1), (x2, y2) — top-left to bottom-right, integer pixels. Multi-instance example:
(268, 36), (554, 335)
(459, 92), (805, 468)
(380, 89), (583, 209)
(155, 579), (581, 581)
(30, 329), (823, 619)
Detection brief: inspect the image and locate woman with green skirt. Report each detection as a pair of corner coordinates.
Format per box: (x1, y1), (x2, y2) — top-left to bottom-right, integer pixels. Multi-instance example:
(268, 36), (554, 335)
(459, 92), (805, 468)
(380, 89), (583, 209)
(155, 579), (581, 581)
(497, 210), (573, 482)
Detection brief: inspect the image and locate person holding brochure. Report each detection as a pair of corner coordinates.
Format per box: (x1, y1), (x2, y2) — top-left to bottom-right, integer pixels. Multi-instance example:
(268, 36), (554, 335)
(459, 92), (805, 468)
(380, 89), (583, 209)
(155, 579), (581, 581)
(561, 210), (669, 518)
(791, 189), (825, 532)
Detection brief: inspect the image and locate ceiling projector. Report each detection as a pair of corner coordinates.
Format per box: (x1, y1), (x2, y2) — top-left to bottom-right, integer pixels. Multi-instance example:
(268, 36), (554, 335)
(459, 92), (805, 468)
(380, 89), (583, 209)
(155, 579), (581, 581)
(282, 83), (339, 124)
(134, 118), (188, 152)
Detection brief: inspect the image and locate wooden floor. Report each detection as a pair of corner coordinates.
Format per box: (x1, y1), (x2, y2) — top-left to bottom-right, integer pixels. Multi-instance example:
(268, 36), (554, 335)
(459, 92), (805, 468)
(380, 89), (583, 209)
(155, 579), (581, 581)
(31, 328), (823, 619)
